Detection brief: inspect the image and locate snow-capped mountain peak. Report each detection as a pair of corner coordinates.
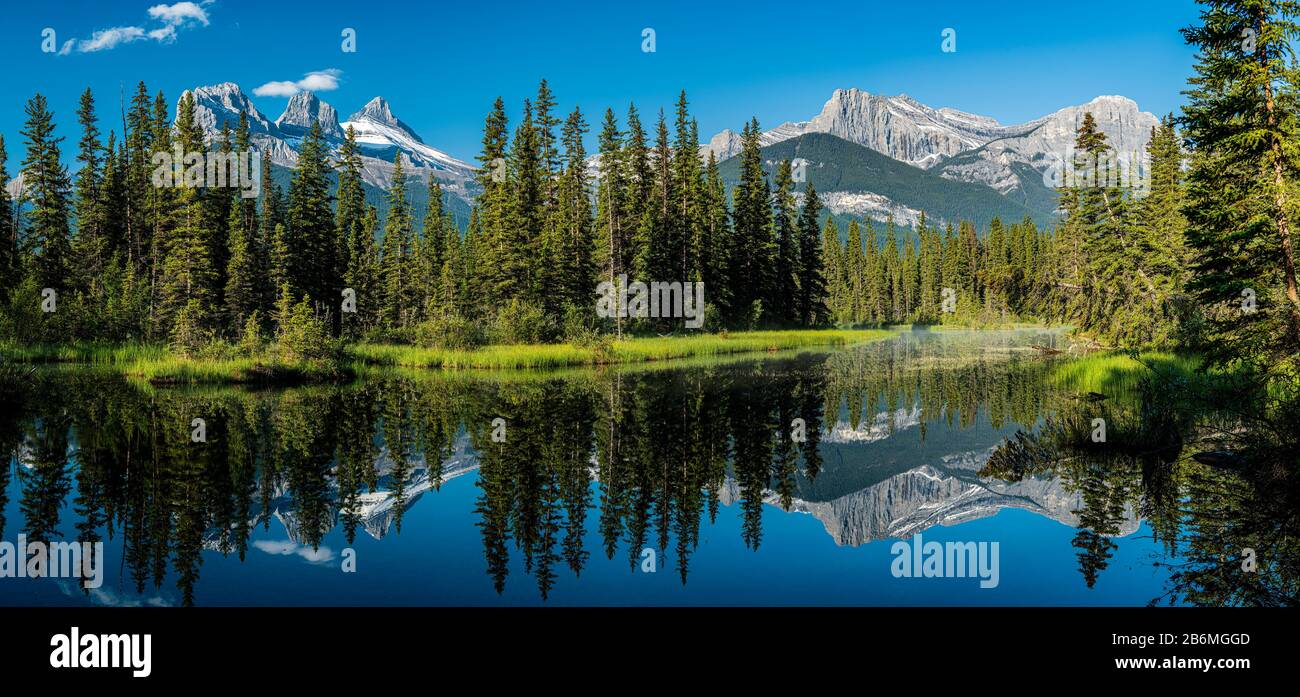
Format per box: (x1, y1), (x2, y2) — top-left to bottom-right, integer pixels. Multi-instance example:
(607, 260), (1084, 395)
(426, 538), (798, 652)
(340, 96), (469, 175)
(348, 96), (422, 143)
(181, 82), (479, 204)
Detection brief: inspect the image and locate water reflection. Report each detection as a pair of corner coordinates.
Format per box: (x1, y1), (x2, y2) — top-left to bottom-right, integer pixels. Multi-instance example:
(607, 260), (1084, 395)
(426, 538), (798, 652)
(0, 330), (1293, 605)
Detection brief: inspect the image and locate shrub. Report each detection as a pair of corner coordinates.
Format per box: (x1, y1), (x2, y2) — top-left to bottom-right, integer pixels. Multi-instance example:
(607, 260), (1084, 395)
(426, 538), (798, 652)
(237, 311), (265, 356)
(487, 298), (551, 345)
(276, 296), (334, 362)
(169, 300), (213, 357)
(414, 311), (484, 350)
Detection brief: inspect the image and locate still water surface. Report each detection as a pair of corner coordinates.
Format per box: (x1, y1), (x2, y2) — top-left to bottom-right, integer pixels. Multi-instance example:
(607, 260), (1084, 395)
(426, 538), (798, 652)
(0, 329), (1276, 605)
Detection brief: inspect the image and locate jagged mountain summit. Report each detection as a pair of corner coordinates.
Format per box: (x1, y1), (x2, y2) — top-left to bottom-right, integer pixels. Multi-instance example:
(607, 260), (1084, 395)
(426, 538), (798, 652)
(275, 90), (342, 140)
(707, 88), (1033, 168)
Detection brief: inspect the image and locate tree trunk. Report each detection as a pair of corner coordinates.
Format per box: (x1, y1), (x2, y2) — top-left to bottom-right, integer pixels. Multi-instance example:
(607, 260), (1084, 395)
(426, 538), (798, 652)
(1262, 16), (1300, 346)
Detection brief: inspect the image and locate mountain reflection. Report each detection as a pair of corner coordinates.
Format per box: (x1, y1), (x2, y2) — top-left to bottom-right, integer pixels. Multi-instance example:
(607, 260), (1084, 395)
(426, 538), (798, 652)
(1, 331), (1293, 605)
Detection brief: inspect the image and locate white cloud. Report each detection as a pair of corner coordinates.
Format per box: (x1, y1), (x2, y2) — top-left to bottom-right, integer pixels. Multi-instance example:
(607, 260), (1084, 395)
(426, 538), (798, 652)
(148, 25), (177, 43)
(147, 1), (210, 26)
(252, 81), (301, 98)
(65, 1), (212, 54)
(78, 26), (147, 53)
(253, 539), (336, 565)
(253, 69), (343, 97)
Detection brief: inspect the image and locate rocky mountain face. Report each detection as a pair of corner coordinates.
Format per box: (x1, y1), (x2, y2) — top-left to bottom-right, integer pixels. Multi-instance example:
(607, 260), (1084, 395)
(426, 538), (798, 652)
(717, 442), (1140, 547)
(275, 90), (342, 140)
(932, 95), (1160, 211)
(705, 88), (1159, 220)
(706, 88), (1033, 167)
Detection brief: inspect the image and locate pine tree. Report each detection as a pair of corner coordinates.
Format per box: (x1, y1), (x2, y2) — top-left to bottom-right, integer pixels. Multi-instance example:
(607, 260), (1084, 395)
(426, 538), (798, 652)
(0, 135), (17, 296)
(1182, 0), (1300, 364)
(554, 106), (594, 312)
(99, 132), (128, 265)
(771, 160), (800, 325)
(72, 88), (105, 293)
(797, 180), (827, 326)
(701, 151), (732, 318)
(20, 94), (73, 293)
(416, 174), (447, 316)
(124, 81), (153, 274)
(225, 199), (258, 332)
(1134, 116), (1190, 346)
(284, 120), (337, 320)
(257, 147), (281, 313)
(343, 204), (381, 335)
(730, 118), (773, 325)
(845, 220), (865, 323)
(593, 108), (627, 335)
(820, 217), (843, 325)
(157, 90), (216, 336)
(474, 97), (511, 307)
(509, 100), (545, 307)
(672, 92), (704, 283)
(380, 153), (414, 328)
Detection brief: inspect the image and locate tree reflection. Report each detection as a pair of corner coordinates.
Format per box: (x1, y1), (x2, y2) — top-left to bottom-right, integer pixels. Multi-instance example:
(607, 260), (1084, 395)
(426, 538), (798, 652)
(1, 334), (1294, 605)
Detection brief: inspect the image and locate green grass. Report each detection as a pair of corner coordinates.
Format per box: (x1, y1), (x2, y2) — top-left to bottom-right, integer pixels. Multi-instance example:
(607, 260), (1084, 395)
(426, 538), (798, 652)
(349, 329), (895, 370)
(0, 341), (346, 384)
(1, 330), (894, 382)
(1050, 351), (1204, 396)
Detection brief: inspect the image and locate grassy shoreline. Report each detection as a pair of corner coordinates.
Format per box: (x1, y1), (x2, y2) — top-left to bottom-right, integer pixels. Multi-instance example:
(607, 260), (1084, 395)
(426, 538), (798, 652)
(1, 329), (895, 384)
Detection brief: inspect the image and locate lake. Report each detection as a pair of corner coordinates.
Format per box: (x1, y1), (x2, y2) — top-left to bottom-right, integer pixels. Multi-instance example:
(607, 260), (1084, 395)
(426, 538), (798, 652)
(0, 329), (1277, 606)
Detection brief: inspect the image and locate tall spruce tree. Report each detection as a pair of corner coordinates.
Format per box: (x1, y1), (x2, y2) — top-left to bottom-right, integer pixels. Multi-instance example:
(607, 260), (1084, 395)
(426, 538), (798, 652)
(771, 159), (800, 325)
(21, 94), (74, 293)
(797, 180), (827, 326)
(730, 118), (773, 325)
(380, 153), (414, 328)
(72, 88), (105, 292)
(1182, 0), (1300, 365)
(0, 135), (17, 295)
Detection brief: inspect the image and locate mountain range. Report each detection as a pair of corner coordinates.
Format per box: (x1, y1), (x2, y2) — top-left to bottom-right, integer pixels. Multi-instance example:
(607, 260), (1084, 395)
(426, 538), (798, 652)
(181, 82), (479, 225)
(164, 83), (1161, 232)
(705, 89), (1160, 225)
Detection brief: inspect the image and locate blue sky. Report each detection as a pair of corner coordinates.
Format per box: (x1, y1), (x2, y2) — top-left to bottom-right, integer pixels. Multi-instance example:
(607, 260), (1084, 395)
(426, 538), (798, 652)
(1, 0), (1201, 164)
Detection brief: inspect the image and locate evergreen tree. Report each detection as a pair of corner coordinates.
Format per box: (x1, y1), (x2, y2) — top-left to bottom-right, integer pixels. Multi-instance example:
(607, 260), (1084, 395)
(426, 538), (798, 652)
(553, 106), (594, 313)
(416, 174), (447, 315)
(380, 153), (414, 329)
(0, 135), (17, 295)
(474, 97), (511, 306)
(283, 121), (336, 320)
(224, 198), (258, 332)
(157, 91), (216, 336)
(1182, 0), (1300, 365)
(730, 118), (773, 325)
(72, 88), (105, 292)
(593, 108), (628, 335)
(701, 151), (732, 318)
(20, 94), (73, 293)
(771, 159), (800, 324)
(797, 181), (827, 326)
